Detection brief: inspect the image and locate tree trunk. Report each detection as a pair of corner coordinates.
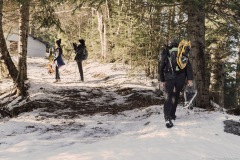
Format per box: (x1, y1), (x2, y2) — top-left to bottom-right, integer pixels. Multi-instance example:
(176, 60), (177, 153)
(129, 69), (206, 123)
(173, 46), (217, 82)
(0, 0), (19, 81)
(97, 11), (104, 59)
(209, 42), (224, 107)
(103, 21), (107, 60)
(103, 0), (108, 61)
(186, 1), (210, 109)
(236, 42), (240, 108)
(17, 0), (30, 96)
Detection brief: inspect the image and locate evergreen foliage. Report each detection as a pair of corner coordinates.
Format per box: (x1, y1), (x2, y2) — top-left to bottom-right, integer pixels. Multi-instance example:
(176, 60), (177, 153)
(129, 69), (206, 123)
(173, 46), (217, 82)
(1, 0), (240, 109)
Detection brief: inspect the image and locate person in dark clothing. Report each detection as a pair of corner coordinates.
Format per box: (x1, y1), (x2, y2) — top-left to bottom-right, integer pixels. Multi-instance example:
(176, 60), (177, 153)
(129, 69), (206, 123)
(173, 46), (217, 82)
(53, 39), (65, 83)
(73, 39), (86, 82)
(158, 39), (193, 128)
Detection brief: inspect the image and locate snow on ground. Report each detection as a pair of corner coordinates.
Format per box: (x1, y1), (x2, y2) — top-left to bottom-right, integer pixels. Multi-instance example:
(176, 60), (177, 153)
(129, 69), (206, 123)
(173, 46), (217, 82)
(0, 57), (240, 160)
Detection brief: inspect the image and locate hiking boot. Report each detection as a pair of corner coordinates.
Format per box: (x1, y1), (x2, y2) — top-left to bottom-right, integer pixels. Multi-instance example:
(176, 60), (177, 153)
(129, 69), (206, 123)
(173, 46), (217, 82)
(165, 119), (174, 128)
(53, 79), (61, 83)
(77, 79), (84, 83)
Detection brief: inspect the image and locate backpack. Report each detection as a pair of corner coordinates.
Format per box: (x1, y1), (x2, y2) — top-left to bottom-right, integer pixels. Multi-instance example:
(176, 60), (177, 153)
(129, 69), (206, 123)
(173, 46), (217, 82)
(176, 40), (191, 69)
(165, 39), (191, 74)
(82, 48), (88, 60)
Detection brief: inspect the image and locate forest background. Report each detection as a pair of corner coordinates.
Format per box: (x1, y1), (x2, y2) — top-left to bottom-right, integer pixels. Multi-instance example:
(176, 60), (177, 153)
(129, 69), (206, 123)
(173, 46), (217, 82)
(0, 0), (239, 112)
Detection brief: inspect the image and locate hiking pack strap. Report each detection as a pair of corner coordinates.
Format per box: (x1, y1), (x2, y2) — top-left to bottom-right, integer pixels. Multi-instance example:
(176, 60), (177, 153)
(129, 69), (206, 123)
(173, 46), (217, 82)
(167, 56), (174, 75)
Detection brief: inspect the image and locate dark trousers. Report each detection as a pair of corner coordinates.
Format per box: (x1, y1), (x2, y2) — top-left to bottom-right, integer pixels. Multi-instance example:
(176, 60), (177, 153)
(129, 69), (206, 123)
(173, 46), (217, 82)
(55, 65), (60, 79)
(164, 73), (186, 120)
(77, 61), (84, 81)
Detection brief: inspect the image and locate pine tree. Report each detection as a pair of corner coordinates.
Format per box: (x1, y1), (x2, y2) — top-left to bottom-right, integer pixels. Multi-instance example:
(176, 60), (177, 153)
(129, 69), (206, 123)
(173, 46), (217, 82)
(184, 0), (210, 108)
(206, 0), (240, 109)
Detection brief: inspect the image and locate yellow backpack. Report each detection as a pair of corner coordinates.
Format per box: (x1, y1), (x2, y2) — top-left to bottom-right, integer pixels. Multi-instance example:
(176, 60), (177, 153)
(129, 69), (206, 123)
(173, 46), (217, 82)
(177, 40), (191, 69)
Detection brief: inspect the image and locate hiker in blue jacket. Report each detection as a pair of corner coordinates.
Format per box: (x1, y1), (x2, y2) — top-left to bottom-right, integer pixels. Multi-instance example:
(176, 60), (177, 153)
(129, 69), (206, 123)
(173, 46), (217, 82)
(158, 39), (193, 128)
(54, 39), (65, 83)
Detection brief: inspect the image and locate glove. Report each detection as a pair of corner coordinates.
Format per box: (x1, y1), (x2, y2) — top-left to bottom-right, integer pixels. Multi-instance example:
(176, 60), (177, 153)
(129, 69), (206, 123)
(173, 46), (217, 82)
(187, 80), (193, 87)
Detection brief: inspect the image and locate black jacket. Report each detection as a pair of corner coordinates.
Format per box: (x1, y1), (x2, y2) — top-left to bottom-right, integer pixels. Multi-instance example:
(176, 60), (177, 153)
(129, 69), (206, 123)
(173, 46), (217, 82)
(158, 47), (193, 82)
(74, 44), (86, 61)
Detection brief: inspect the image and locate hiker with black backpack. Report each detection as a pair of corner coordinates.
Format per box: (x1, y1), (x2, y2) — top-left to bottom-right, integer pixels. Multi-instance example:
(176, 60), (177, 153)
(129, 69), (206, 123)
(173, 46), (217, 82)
(73, 39), (88, 82)
(158, 39), (193, 128)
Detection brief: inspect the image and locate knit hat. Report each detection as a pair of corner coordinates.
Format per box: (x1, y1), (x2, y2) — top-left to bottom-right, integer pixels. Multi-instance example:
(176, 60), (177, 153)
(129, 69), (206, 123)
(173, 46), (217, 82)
(78, 39), (85, 45)
(56, 39), (61, 47)
(169, 39), (179, 48)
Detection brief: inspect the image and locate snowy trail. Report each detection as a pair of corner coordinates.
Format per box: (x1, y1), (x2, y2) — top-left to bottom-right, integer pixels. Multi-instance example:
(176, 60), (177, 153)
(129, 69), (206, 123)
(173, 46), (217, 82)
(0, 106), (239, 160)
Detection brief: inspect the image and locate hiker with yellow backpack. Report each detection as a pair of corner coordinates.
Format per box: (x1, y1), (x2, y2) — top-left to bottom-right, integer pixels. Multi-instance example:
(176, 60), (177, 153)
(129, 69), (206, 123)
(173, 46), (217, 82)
(158, 39), (194, 128)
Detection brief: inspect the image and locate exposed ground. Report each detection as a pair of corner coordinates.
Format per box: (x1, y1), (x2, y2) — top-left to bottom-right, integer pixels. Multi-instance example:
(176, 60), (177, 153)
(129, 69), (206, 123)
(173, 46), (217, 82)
(0, 87), (163, 118)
